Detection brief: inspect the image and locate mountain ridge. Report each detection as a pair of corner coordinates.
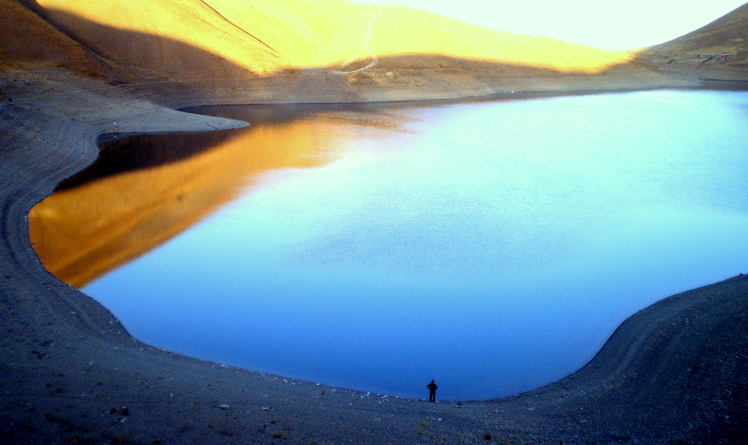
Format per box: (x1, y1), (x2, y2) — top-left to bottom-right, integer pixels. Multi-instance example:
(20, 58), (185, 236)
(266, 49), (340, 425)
(3, 0), (698, 99)
(638, 3), (748, 82)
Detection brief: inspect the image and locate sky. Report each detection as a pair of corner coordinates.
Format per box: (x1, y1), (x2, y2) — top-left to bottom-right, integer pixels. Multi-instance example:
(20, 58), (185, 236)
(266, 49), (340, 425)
(354, 0), (746, 49)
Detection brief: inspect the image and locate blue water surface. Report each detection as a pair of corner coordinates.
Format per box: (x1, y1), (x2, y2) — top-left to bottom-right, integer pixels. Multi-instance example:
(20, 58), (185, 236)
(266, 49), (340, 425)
(84, 90), (748, 400)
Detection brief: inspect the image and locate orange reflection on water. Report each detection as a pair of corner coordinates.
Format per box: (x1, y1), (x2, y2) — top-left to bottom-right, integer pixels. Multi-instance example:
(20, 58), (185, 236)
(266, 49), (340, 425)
(29, 108), (410, 288)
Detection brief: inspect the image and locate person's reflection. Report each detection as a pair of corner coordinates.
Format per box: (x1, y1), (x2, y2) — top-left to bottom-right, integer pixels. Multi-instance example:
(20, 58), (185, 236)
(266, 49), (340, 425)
(427, 380), (438, 402)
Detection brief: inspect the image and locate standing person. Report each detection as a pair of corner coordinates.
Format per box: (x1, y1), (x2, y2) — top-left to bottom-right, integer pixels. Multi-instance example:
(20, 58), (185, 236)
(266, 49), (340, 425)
(427, 380), (438, 402)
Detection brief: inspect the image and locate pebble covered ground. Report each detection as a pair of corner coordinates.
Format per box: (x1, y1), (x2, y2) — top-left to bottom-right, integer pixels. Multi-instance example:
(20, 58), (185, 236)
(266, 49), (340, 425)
(1, 70), (747, 444)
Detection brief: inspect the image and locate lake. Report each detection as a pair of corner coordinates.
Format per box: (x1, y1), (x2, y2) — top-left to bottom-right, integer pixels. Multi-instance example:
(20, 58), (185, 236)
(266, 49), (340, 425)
(32, 90), (748, 401)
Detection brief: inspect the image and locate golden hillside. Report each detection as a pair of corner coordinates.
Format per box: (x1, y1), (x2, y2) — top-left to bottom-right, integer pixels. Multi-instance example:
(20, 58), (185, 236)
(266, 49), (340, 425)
(13, 0), (636, 81)
(314, 4), (634, 73)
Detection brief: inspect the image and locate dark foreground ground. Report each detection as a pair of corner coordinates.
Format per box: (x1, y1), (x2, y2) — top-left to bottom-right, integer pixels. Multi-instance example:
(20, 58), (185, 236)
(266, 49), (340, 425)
(1, 70), (747, 445)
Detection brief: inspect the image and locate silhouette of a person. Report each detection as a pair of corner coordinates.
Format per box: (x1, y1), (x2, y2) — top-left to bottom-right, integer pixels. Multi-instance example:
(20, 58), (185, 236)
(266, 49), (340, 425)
(427, 380), (438, 402)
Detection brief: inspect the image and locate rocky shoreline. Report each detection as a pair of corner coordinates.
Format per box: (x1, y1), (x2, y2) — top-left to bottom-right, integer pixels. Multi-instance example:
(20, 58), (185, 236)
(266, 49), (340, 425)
(1, 68), (747, 444)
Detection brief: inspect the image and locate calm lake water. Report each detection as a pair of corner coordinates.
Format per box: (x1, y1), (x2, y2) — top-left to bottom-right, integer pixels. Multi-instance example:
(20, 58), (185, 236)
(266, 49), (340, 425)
(69, 90), (748, 401)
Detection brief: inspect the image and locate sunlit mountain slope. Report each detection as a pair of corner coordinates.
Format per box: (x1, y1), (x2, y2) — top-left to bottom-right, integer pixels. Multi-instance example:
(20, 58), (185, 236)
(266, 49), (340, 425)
(16, 0), (290, 77)
(313, 4), (633, 73)
(16, 0), (635, 81)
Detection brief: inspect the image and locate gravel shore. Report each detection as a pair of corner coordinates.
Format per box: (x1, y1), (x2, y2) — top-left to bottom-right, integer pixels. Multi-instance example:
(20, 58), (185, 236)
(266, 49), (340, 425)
(1, 69), (746, 444)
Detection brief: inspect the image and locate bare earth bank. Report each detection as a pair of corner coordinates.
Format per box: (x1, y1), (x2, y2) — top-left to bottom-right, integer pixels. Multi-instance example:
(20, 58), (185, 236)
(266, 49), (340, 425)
(1, 70), (747, 444)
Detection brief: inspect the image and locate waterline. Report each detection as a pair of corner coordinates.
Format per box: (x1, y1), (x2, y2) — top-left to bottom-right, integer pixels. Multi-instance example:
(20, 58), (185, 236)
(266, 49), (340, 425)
(34, 90), (748, 400)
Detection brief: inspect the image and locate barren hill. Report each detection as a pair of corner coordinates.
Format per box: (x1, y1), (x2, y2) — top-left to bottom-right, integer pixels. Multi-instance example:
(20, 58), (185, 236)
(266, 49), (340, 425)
(16, 0), (634, 75)
(646, 3), (748, 55)
(638, 3), (748, 82)
(4, 0), (697, 102)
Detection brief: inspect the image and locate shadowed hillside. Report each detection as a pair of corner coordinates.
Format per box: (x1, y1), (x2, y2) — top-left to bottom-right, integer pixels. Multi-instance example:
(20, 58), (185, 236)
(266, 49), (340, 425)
(0, 0), (103, 75)
(638, 3), (748, 82)
(645, 3), (748, 55)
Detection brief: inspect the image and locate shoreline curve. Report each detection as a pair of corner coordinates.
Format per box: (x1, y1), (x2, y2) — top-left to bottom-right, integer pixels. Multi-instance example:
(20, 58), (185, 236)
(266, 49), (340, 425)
(1, 70), (747, 444)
